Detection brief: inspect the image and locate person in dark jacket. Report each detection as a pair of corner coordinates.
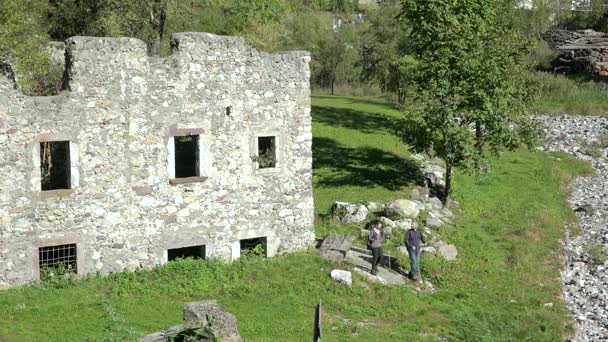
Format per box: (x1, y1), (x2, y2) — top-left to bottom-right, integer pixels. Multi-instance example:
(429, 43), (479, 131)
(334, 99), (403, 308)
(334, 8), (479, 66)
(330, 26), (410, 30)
(368, 220), (383, 275)
(405, 221), (426, 280)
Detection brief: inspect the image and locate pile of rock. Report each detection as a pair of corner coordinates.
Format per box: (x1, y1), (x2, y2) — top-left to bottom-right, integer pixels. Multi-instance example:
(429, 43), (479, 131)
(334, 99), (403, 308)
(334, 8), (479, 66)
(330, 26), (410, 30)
(141, 301), (242, 342)
(538, 115), (608, 341)
(542, 29), (608, 76)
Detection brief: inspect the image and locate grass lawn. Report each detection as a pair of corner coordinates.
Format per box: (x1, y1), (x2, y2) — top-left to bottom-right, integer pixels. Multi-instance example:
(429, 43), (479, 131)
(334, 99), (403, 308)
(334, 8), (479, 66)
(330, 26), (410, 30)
(0, 96), (592, 341)
(533, 72), (608, 116)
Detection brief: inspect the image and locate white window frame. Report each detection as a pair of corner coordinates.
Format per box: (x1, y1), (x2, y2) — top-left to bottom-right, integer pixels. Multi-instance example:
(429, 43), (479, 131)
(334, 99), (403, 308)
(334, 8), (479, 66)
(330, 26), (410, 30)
(253, 133), (280, 174)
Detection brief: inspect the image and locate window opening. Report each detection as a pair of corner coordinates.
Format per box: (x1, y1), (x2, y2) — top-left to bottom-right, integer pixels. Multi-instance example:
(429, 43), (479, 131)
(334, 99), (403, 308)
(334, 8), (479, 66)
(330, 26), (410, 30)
(257, 136), (276, 169)
(240, 237), (267, 258)
(168, 245), (206, 262)
(40, 141), (71, 191)
(174, 135), (199, 178)
(39, 243), (78, 277)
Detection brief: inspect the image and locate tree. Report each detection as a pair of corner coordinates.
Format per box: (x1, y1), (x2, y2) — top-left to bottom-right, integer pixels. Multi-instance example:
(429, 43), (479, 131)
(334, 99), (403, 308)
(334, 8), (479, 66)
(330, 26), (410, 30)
(316, 29), (349, 95)
(0, 0), (63, 95)
(360, 3), (415, 103)
(401, 0), (542, 205)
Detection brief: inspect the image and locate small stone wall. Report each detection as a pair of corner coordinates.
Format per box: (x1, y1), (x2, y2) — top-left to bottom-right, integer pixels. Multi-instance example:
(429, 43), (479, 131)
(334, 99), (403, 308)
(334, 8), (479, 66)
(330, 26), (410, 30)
(0, 32), (314, 288)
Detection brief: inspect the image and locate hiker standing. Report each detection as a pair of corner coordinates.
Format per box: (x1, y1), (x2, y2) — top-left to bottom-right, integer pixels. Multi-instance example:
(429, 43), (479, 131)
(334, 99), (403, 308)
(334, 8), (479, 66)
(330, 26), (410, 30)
(369, 221), (383, 275)
(405, 221), (426, 280)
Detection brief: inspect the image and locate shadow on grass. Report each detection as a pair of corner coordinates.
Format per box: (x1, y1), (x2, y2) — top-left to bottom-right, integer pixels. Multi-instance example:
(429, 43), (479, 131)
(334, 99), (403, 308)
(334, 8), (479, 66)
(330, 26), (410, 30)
(313, 136), (423, 190)
(312, 104), (401, 135)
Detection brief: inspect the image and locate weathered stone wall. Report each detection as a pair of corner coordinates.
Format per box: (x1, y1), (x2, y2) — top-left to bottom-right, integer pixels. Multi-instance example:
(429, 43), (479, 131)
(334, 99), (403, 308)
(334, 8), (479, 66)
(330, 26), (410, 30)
(0, 33), (314, 288)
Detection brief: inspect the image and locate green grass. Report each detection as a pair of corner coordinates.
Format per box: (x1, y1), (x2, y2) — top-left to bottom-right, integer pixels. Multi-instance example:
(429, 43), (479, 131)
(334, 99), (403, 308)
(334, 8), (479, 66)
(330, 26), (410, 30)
(533, 72), (608, 115)
(0, 96), (593, 341)
(312, 95), (417, 217)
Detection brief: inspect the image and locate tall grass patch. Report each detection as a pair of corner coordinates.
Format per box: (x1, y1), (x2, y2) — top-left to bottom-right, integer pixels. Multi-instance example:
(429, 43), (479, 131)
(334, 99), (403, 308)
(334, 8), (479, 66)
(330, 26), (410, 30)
(533, 72), (608, 115)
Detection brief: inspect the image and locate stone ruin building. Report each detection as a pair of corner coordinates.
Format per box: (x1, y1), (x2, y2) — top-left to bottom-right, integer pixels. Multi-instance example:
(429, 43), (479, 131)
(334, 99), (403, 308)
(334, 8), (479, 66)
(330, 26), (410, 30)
(0, 32), (315, 288)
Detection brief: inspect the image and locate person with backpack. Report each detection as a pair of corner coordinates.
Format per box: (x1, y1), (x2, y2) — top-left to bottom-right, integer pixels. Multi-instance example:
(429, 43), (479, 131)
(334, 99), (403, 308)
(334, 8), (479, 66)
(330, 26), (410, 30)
(368, 220), (384, 275)
(405, 220), (426, 280)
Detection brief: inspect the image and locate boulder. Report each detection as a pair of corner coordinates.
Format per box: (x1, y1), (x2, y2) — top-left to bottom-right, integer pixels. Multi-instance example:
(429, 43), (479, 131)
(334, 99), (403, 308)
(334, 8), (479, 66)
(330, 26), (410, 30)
(394, 218), (413, 230)
(421, 166), (446, 188)
(379, 216), (396, 228)
(426, 197), (443, 210)
(382, 226), (393, 239)
(366, 201), (383, 212)
(318, 234), (355, 265)
(437, 244), (458, 261)
(384, 199), (420, 218)
(330, 269), (352, 287)
(332, 202), (368, 223)
(411, 200), (426, 211)
(421, 246), (437, 255)
(425, 217), (443, 229)
(441, 208), (454, 218)
(141, 301), (242, 342)
(398, 246), (409, 255)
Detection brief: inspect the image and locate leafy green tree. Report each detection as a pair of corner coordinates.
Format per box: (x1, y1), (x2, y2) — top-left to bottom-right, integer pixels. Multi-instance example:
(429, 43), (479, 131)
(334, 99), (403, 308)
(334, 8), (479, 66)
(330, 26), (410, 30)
(401, 0), (542, 205)
(316, 29), (349, 95)
(559, 0), (608, 31)
(0, 0), (63, 95)
(360, 3), (414, 102)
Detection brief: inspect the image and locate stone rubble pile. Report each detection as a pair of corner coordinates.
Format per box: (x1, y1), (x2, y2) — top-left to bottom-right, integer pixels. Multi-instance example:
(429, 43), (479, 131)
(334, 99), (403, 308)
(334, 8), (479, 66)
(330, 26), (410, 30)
(537, 115), (608, 341)
(141, 301), (242, 342)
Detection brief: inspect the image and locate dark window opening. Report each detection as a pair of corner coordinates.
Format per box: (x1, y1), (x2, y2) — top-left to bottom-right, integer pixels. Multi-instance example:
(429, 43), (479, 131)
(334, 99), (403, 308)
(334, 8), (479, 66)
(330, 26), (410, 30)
(257, 136), (276, 169)
(240, 237), (267, 258)
(168, 245), (206, 261)
(39, 243), (77, 276)
(175, 135), (199, 178)
(40, 141), (71, 191)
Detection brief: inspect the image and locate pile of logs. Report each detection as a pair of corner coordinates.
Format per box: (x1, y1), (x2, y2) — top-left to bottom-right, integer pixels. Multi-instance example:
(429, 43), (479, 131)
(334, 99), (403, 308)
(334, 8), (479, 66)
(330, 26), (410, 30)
(542, 29), (608, 76)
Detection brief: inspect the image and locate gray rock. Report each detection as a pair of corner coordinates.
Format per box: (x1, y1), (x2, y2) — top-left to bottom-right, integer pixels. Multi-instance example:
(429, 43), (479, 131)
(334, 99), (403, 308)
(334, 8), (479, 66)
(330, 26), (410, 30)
(398, 246), (409, 255)
(421, 246), (436, 254)
(332, 202), (369, 223)
(330, 269), (352, 287)
(425, 217), (443, 228)
(379, 216), (396, 228)
(437, 244), (458, 261)
(141, 300), (242, 342)
(426, 197), (444, 210)
(394, 218), (413, 230)
(441, 208), (454, 218)
(411, 200), (426, 211)
(382, 226), (393, 238)
(384, 199), (420, 218)
(411, 153), (425, 161)
(366, 201), (382, 212)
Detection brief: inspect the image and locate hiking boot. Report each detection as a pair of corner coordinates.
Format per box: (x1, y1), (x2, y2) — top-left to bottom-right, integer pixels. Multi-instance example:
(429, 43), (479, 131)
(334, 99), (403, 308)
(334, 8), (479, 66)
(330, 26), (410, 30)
(371, 268), (378, 275)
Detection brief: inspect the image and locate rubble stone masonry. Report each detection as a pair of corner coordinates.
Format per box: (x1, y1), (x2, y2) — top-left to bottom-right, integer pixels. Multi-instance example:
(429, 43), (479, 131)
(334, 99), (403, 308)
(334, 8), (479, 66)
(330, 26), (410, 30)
(0, 33), (314, 288)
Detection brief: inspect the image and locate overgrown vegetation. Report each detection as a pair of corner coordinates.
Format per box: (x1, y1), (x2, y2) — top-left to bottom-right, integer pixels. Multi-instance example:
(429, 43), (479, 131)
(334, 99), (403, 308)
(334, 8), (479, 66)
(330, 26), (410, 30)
(533, 72), (608, 115)
(0, 96), (592, 341)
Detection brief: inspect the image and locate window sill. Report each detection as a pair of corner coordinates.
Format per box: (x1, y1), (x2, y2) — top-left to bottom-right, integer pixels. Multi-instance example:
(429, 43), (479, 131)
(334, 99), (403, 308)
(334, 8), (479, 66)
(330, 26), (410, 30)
(169, 176), (208, 185)
(256, 167), (281, 175)
(39, 189), (74, 199)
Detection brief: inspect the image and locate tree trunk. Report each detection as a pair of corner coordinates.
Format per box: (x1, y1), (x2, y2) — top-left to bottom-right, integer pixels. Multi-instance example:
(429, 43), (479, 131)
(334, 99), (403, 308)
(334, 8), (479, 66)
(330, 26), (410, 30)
(148, 0), (167, 56)
(331, 75), (335, 95)
(443, 160), (453, 207)
(475, 121), (483, 154)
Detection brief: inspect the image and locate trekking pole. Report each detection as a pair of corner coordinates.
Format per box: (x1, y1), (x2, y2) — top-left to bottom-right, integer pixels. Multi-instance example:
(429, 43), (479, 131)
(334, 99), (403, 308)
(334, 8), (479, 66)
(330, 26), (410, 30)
(387, 235), (392, 270)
